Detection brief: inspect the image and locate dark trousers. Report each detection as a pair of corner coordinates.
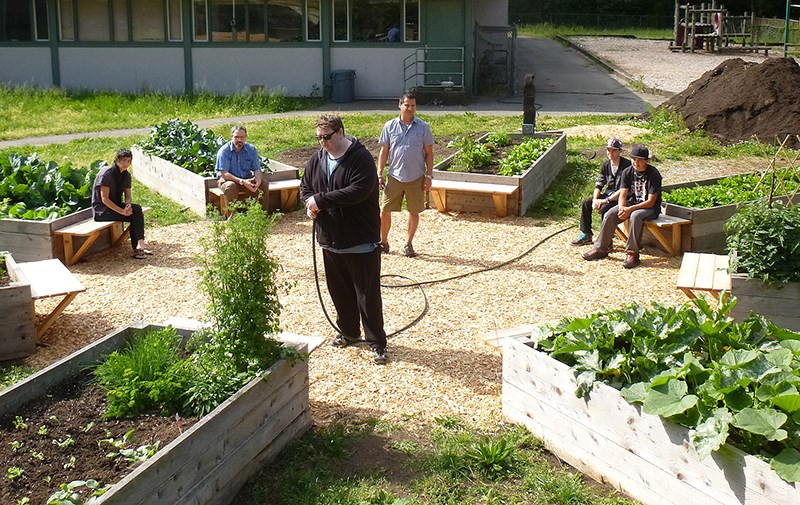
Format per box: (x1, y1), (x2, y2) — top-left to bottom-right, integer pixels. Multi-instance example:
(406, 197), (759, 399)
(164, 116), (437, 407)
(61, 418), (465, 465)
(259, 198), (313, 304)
(95, 204), (145, 251)
(579, 197), (615, 236)
(322, 247), (388, 350)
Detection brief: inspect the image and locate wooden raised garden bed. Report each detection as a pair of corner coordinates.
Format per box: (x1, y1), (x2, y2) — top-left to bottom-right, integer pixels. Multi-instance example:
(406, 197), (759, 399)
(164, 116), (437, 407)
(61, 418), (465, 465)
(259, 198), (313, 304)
(502, 336), (800, 505)
(664, 176), (800, 253)
(0, 208), (116, 263)
(131, 147), (300, 216)
(431, 132), (567, 216)
(729, 274), (800, 331)
(0, 322), (311, 504)
(0, 252), (36, 361)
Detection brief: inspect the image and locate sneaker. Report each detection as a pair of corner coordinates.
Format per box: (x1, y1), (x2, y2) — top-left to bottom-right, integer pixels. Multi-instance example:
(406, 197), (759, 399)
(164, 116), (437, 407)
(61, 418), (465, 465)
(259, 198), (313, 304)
(372, 347), (388, 365)
(582, 248), (608, 261)
(570, 232), (593, 246)
(403, 243), (417, 258)
(332, 334), (361, 348)
(623, 251), (641, 269)
(379, 242), (390, 253)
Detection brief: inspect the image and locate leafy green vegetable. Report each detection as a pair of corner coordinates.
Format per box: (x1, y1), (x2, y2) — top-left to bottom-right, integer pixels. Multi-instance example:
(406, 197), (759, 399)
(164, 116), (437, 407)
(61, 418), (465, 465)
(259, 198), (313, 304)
(498, 136), (557, 176)
(725, 200), (800, 286)
(136, 118), (241, 177)
(532, 296), (800, 482)
(663, 169), (800, 208)
(0, 153), (102, 221)
(446, 136), (494, 172)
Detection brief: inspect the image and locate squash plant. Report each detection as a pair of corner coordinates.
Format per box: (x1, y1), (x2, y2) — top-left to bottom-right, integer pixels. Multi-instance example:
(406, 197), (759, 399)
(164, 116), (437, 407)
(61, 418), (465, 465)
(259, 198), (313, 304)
(530, 297), (800, 483)
(0, 153), (102, 221)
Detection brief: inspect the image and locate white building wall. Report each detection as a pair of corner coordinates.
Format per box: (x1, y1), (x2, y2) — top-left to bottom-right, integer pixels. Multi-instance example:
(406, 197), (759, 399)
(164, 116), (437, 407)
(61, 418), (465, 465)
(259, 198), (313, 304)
(0, 48), (53, 87)
(192, 48), (323, 96)
(475, 0), (509, 26)
(59, 47), (185, 93)
(330, 48), (412, 99)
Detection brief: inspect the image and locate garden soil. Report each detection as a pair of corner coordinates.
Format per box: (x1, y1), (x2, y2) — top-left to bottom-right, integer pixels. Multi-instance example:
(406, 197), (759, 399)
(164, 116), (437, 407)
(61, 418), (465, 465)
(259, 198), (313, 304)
(659, 57), (800, 148)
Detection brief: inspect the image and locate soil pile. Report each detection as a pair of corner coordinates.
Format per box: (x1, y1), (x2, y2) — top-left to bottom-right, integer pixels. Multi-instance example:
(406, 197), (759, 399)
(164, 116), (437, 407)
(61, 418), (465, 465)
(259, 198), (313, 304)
(660, 57), (800, 147)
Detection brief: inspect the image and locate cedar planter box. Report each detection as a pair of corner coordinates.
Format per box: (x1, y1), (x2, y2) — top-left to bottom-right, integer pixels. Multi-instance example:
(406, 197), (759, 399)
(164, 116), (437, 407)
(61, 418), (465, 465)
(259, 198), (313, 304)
(0, 323), (312, 505)
(0, 208), (113, 263)
(663, 176), (800, 253)
(502, 336), (800, 505)
(431, 132), (567, 216)
(132, 147), (300, 216)
(0, 252), (36, 361)
(729, 274), (800, 331)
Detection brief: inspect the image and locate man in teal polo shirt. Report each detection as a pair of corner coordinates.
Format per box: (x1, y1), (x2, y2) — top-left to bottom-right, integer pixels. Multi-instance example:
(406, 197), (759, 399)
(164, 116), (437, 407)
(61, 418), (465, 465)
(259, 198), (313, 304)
(215, 125), (269, 212)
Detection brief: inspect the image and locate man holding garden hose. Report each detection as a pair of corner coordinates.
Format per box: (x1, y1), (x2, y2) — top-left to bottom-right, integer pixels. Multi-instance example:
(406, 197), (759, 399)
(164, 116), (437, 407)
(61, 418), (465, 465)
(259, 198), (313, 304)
(301, 113), (389, 365)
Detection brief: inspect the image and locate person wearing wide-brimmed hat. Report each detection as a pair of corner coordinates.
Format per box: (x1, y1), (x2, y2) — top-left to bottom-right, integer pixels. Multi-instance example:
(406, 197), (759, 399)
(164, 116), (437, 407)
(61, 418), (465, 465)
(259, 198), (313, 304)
(570, 137), (632, 246)
(582, 145), (662, 269)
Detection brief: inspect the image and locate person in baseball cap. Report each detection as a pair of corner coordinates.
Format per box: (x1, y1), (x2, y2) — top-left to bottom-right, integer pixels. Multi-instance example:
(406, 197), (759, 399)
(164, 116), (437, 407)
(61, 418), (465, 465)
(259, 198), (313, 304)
(570, 137), (631, 246)
(582, 144), (663, 269)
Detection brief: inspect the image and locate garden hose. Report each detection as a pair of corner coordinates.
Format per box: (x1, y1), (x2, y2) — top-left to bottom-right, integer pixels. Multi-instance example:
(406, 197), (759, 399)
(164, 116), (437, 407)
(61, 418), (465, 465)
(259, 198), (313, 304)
(311, 221), (574, 340)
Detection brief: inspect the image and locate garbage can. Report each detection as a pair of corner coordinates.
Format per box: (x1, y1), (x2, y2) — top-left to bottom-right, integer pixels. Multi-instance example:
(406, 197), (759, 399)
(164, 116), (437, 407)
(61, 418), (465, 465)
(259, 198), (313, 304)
(331, 69), (356, 103)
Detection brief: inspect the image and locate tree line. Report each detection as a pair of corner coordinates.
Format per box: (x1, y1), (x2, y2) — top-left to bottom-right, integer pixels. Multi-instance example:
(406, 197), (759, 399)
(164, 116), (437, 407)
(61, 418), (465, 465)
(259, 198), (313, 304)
(510, 1), (788, 21)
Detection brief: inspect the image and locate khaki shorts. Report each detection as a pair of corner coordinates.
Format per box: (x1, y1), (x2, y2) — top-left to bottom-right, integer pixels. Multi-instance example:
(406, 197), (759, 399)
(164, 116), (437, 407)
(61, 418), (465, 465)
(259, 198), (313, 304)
(381, 176), (425, 214)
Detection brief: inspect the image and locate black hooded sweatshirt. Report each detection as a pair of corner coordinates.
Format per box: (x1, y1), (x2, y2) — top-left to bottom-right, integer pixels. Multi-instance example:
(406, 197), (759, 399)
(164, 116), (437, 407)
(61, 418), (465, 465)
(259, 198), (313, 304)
(300, 136), (381, 249)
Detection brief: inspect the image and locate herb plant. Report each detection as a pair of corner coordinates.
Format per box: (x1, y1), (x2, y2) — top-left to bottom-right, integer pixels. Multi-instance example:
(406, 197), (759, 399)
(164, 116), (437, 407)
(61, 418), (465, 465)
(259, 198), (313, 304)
(91, 326), (189, 419)
(725, 200), (800, 286)
(531, 297), (800, 483)
(0, 153), (103, 221)
(46, 479), (109, 505)
(498, 136), (557, 176)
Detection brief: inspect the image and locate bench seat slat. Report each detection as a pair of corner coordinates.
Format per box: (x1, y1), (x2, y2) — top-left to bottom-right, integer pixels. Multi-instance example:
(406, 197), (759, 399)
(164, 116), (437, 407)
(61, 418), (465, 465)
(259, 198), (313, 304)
(431, 179), (518, 194)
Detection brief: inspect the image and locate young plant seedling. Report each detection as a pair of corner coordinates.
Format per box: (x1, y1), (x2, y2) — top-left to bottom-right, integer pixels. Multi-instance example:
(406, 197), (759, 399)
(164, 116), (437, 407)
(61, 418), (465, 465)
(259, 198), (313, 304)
(29, 450), (44, 462)
(12, 416), (27, 431)
(37, 425), (47, 436)
(52, 434), (75, 448)
(63, 455), (76, 469)
(7, 466), (25, 480)
(9, 440), (23, 452)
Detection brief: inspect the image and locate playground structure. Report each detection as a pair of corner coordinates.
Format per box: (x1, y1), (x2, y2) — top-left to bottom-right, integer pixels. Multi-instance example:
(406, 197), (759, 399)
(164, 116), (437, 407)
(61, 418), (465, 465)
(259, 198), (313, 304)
(670, 1), (771, 54)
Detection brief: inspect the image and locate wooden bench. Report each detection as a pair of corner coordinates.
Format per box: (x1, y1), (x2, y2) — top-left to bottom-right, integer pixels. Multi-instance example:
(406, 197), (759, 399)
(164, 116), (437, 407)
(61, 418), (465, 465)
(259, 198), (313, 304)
(208, 179), (301, 217)
(16, 259), (86, 337)
(614, 210), (690, 256)
(676, 252), (731, 300)
(53, 207), (152, 266)
(429, 179), (518, 217)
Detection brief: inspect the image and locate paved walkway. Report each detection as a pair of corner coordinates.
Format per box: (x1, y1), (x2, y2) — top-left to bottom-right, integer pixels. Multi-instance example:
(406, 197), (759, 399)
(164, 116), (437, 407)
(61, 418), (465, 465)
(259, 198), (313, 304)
(0, 38), (664, 149)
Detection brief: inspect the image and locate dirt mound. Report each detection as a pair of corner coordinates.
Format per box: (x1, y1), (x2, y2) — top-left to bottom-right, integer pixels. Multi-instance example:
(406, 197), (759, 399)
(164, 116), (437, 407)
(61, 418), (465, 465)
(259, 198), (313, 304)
(660, 57), (800, 147)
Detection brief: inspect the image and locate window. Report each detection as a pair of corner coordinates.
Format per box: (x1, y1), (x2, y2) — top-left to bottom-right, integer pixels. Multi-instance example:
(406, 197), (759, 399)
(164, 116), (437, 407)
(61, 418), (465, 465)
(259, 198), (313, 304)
(332, 0), (347, 42)
(267, 0), (302, 42)
(168, 0), (182, 41)
(112, 0), (128, 41)
(305, 0), (319, 41)
(335, 0), (419, 43)
(1, 0), (32, 40)
(58, 0), (75, 40)
(77, 0), (110, 42)
(193, 0), (208, 41)
(34, 0), (49, 40)
(247, 0), (265, 42)
(132, 0), (164, 41)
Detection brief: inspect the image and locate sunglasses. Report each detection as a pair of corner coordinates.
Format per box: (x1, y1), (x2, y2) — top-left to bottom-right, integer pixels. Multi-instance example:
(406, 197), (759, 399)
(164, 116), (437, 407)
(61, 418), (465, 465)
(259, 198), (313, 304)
(315, 131), (336, 141)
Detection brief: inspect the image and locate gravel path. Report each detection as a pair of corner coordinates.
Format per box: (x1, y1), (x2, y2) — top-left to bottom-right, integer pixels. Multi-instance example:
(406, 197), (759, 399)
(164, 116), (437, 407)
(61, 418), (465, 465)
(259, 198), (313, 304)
(569, 36), (771, 94)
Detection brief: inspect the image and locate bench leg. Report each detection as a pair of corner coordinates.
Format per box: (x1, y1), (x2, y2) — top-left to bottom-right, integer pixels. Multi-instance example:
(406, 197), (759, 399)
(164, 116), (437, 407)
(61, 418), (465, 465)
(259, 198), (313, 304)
(280, 188), (299, 210)
(615, 222), (629, 243)
(491, 193), (508, 217)
(35, 292), (78, 338)
(431, 189), (447, 213)
(219, 194), (230, 218)
(62, 231), (102, 266)
(112, 222), (130, 247)
(647, 224), (677, 256)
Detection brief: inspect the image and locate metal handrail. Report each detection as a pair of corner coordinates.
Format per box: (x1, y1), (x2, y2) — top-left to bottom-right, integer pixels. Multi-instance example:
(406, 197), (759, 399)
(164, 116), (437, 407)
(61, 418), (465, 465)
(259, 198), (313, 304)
(403, 46), (464, 90)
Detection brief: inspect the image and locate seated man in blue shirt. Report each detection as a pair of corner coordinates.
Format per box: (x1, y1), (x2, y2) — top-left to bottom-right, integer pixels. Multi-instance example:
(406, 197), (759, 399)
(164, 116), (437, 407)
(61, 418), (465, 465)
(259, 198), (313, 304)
(215, 125), (269, 213)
